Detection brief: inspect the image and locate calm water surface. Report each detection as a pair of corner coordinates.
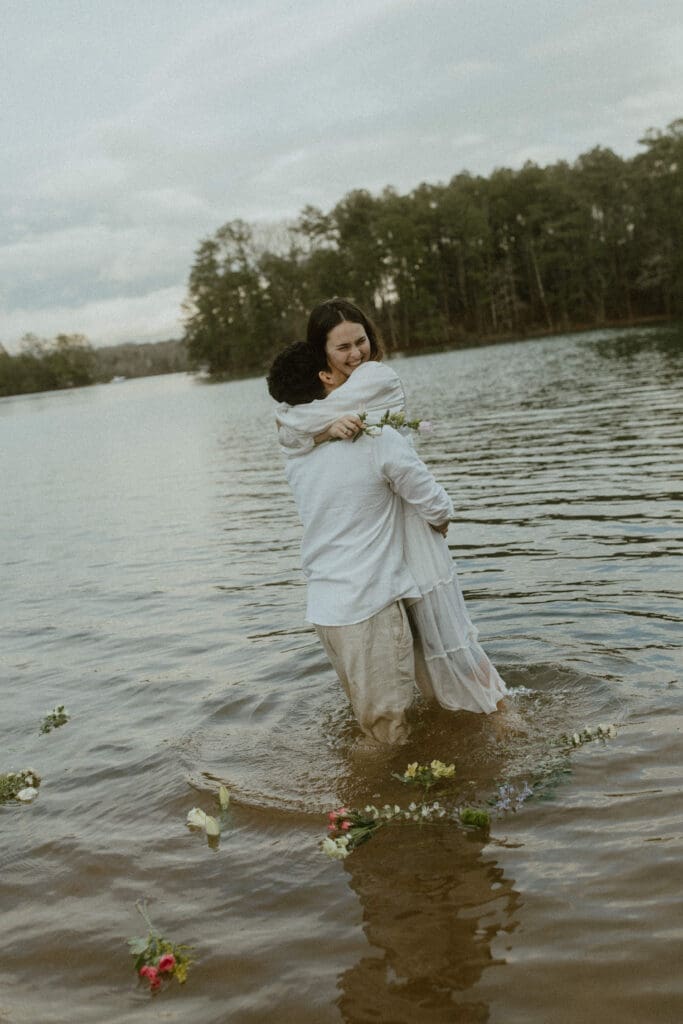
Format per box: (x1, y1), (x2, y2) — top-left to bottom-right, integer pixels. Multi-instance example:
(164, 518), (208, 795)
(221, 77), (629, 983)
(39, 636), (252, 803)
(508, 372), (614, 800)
(1, 326), (682, 1023)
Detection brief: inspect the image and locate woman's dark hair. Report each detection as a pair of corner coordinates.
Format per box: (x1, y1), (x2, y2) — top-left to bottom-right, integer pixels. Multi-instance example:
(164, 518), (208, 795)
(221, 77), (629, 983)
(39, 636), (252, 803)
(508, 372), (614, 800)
(306, 297), (384, 371)
(267, 341), (325, 405)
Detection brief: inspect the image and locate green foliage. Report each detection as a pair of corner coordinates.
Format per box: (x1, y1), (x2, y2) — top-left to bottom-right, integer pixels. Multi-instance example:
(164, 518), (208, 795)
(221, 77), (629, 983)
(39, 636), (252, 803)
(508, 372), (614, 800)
(0, 334), (96, 397)
(129, 901), (194, 991)
(92, 339), (189, 381)
(0, 335), (189, 397)
(0, 768), (41, 802)
(182, 120), (683, 377)
(40, 706), (70, 734)
(459, 808), (491, 830)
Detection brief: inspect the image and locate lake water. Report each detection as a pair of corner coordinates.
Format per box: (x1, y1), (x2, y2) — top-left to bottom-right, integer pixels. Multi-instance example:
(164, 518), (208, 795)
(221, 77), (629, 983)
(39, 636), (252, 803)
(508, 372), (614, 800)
(1, 325), (682, 1023)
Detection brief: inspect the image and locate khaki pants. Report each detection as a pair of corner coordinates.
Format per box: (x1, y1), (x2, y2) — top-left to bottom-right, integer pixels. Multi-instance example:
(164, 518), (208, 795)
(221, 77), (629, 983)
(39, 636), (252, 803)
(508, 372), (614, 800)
(315, 600), (416, 745)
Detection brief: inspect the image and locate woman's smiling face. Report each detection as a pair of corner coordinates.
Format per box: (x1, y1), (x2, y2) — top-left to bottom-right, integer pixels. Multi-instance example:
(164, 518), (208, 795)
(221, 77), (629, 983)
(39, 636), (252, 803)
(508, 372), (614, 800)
(324, 320), (371, 379)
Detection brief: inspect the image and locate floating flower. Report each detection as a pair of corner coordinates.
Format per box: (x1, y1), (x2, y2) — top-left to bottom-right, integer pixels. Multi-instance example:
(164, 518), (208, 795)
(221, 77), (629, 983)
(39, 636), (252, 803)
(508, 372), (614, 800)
(129, 900), (194, 992)
(186, 807), (208, 829)
(16, 787), (38, 802)
(418, 420), (433, 434)
(218, 785), (230, 810)
(158, 953), (176, 973)
(567, 723), (617, 747)
(0, 768), (42, 803)
(204, 815), (221, 836)
(322, 836), (351, 860)
(394, 760), (456, 790)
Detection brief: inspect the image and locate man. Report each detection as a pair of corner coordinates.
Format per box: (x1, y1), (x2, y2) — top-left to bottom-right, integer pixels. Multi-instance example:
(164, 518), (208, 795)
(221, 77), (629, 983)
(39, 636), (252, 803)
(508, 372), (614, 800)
(267, 342), (453, 747)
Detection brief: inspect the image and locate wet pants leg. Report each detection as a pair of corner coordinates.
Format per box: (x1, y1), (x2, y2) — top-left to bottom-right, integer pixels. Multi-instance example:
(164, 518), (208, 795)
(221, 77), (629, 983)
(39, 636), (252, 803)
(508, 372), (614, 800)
(315, 600), (416, 745)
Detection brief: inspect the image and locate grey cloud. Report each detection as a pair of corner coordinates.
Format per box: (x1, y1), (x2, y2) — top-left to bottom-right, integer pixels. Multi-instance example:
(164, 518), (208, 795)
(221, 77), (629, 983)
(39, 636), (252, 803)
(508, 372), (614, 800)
(1, 0), (681, 350)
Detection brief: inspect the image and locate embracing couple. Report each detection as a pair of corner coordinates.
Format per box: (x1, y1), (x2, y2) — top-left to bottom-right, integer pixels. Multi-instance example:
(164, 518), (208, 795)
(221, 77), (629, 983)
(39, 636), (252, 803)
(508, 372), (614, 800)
(268, 298), (507, 750)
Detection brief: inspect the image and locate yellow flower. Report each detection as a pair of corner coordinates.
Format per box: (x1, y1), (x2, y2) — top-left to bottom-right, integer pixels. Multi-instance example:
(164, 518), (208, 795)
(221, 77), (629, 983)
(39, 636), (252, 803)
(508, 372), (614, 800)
(404, 763), (418, 779)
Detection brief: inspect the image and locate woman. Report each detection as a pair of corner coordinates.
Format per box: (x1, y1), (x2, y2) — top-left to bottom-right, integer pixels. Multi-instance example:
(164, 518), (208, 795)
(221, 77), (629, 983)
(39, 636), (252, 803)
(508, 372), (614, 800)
(275, 297), (507, 715)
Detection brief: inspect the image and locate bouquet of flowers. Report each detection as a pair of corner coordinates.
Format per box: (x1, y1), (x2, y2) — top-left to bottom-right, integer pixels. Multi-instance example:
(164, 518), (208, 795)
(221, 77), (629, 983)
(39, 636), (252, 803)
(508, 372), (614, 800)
(322, 806), (386, 859)
(353, 410), (433, 440)
(320, 760), (536, 859)
(0, 768), (41, 803)
(128, 901), (194, 993)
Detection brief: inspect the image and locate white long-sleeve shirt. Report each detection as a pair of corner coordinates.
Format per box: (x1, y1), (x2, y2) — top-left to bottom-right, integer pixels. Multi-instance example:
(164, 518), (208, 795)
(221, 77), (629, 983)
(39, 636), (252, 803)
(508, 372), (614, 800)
(284, 426), (453, 626)
(276, 361), (406, 457)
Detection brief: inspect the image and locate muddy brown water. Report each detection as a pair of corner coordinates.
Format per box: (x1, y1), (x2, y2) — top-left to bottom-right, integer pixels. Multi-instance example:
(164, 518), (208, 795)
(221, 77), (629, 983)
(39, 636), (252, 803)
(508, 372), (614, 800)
(1, 325), (682, 1023)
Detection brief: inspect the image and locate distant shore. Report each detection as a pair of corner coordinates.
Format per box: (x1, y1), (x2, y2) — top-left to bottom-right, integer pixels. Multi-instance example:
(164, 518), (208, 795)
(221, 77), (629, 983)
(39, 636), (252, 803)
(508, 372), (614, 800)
(1, 316), (677, 399)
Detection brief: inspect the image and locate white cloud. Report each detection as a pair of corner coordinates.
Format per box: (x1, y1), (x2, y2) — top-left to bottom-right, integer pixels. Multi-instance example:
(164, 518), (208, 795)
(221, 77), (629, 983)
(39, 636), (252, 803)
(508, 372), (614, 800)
(0, 286), (186, 351)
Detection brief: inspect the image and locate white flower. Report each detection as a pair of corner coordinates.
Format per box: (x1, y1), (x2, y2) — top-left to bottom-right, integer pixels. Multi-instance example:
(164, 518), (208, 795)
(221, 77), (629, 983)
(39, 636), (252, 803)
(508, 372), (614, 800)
(418, 420), (433, 434)
(572, 733), (581, 746)
(17, 787), (38, 802)
(186, 807), (208, 829)
(322, 836), (350, 860)
(408, 802), (417, 812)
(204, 815), (221, 836)
(218, 785), (230, 810)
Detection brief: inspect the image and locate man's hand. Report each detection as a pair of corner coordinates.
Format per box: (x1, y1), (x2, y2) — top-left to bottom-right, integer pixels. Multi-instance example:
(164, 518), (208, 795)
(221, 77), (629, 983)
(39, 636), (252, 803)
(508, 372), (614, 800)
(430, 520), (449, 537)
(314, 414), (363, 444)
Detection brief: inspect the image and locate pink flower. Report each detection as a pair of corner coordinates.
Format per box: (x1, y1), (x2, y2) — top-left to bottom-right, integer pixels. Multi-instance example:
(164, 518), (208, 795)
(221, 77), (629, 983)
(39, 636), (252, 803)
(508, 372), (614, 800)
(140, 964), (160, 987)
(340, 820), (351, 831)
(158, 954), (176, 973)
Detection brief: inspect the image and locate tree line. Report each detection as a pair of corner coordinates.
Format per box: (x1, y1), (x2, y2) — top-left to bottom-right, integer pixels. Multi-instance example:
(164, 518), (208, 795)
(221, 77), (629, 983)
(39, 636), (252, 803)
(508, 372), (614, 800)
(183, 119), (683, 376)
(0, 335), (189, 398)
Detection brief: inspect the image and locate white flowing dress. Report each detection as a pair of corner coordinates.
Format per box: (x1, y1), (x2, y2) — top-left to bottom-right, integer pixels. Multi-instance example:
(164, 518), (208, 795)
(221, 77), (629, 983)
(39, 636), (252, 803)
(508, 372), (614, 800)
(276, 361), (507, 713)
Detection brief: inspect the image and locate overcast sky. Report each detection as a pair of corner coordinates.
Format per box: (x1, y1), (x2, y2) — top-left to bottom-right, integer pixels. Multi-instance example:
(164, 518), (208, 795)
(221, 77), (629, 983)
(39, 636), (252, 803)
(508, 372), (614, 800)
(1, 0), (681, 351)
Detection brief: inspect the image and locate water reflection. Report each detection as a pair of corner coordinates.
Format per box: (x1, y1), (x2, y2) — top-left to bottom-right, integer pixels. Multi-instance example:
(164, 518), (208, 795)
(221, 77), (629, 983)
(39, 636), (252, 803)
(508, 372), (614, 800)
(592, 322), (683, 370)
(338, 827), (518, 1024)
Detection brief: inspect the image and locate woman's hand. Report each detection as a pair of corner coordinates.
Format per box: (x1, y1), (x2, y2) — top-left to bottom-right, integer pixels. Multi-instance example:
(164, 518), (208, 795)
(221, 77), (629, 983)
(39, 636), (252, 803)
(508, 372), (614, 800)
(430, 520), (449, 537)
(314, 414), (363, 444)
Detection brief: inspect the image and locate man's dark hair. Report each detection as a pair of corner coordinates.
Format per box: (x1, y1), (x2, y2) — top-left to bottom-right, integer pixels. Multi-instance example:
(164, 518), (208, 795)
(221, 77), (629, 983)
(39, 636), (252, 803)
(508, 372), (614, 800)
(266, 341), (325, 405)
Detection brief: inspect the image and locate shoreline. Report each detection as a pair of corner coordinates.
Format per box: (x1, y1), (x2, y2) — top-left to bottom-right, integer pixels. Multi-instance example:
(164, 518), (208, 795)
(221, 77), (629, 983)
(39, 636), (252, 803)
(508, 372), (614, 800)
(384, 313), (677, 359)
(1, 316), (677, 398)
